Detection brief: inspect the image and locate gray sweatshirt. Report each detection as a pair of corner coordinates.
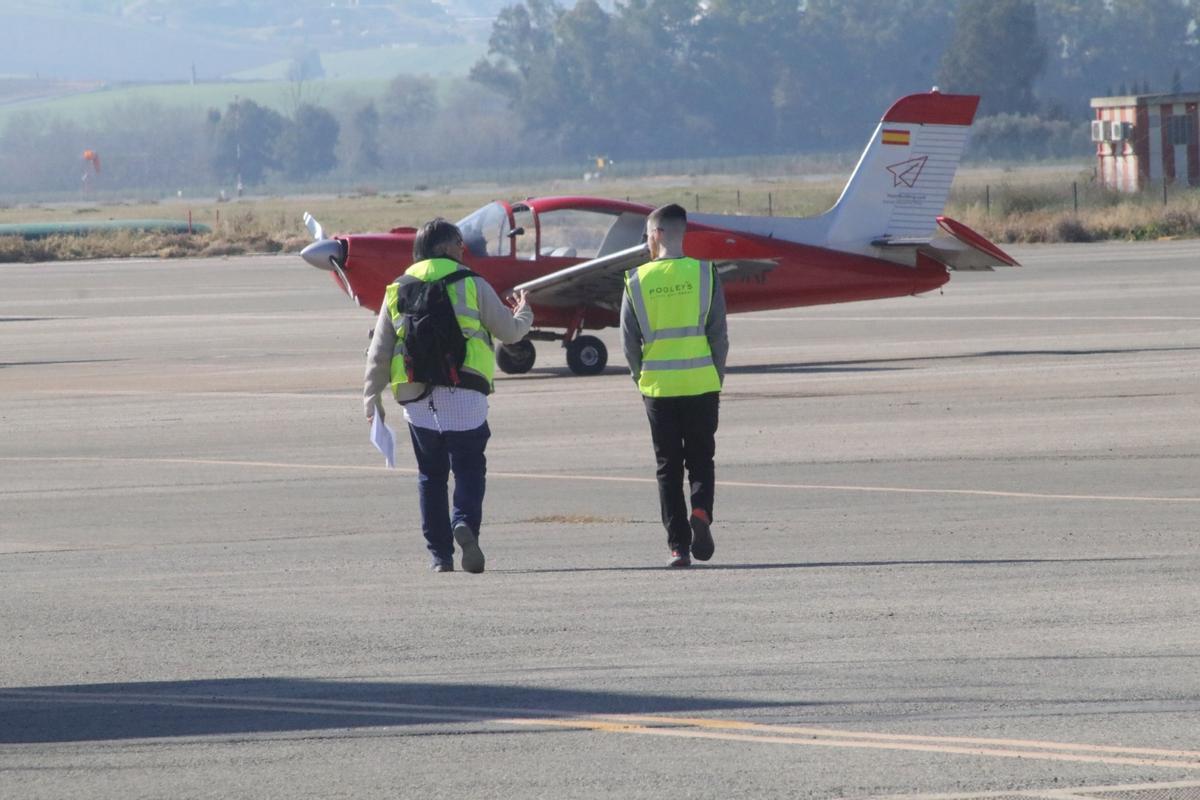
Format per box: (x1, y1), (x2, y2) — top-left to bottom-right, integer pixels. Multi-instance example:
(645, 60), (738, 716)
(620, 261), (729, 386)
(364, 270), (534, 417)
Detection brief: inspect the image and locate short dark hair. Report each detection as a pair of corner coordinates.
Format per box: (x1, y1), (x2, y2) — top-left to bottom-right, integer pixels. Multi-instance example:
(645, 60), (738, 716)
(412, 217), (462, 261)
(647, 203), (687, 230)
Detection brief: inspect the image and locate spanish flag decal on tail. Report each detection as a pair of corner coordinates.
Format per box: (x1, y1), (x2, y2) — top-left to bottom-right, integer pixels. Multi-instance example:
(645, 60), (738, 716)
(881, 128), (910, 146)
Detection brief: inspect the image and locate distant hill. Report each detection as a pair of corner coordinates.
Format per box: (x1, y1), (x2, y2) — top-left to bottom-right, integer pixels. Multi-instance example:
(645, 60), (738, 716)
(4, 6), (291, 82)
(3, 0), (504, 83)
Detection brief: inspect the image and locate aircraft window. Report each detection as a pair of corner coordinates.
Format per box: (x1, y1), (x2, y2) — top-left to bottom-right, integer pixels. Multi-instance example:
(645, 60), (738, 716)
(596, 211), (647, 256)
(536, 209), (619, 259)
(513, 206), (536, 261)
(457, 202), (510, 257)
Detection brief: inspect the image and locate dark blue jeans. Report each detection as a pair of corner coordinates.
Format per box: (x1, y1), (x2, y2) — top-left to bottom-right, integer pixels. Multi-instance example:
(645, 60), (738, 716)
(408, 421), (490, 563)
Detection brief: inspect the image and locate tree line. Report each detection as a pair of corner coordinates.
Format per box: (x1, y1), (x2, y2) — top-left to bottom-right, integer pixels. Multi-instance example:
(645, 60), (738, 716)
(471, 0), (1200, 157)
(4, 0), (1199, 196)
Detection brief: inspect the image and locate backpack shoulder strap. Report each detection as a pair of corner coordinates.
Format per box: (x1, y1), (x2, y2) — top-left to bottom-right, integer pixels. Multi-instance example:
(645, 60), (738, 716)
(397, 269), (478, 312)
(437, 268), (478, 287)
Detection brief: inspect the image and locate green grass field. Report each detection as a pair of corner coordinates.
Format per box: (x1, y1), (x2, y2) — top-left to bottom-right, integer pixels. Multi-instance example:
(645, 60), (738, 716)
(229, 43), (488, 81)
(0, 78), (398, 127)
(0, 29), (484, 127)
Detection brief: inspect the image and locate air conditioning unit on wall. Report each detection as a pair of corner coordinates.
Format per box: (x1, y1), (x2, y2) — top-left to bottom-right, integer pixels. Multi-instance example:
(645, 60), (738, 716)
(1090, 119), (1132, 144)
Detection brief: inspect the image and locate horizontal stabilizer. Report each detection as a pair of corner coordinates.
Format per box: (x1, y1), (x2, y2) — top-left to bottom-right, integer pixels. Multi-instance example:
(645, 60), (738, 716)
(929, 216), (1019, 271)
(873, 216), (1017, 271)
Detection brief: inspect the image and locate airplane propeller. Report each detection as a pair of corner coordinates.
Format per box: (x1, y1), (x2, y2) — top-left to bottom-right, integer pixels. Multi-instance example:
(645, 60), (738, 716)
(301, 212), (356, 304)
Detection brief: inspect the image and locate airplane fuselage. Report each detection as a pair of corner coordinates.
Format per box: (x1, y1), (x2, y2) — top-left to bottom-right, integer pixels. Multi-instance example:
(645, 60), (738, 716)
(299, 92), (1013, 376)
(333, 219), (950, 329)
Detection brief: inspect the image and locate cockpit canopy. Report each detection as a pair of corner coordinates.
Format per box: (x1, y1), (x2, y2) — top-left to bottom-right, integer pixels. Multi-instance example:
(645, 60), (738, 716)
(457, 199), (648, 261)
(457, 201), (511, 258)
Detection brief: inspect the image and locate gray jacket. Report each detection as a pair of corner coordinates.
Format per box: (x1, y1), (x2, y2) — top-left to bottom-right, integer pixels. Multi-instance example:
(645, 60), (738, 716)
(364, 268), (533, 417)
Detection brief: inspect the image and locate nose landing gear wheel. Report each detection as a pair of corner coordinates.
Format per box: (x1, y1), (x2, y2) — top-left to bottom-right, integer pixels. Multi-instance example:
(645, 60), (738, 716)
(496, 340), (536, 374)
(565, 335), (607, 376)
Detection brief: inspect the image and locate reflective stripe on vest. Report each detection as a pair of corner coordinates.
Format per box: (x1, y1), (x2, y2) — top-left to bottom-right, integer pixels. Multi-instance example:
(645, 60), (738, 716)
(385, 258), (495, 395)
(626, 257), (721, 398)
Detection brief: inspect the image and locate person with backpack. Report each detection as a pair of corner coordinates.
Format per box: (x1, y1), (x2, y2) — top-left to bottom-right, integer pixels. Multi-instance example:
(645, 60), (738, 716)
(364, 218), (533, 573)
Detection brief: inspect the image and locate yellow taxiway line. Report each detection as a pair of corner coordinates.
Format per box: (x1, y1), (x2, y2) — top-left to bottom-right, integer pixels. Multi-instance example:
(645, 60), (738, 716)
(3, 689), (1196, 771)
(499, 714), (1200, 771)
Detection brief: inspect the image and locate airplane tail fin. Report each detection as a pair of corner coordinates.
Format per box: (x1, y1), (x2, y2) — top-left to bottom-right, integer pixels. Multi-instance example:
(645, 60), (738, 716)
(822, 91), (979, 252)
(681, 91), (1016, 270)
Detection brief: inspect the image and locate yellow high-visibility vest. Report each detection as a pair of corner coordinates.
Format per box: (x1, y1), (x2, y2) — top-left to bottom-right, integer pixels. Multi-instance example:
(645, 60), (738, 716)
(385, 258), (494, 397)
(625, 257), (721, 397)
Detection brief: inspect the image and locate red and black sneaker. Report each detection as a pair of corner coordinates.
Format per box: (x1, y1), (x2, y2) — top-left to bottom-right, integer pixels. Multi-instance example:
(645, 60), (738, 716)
(668, 548), (692, 568)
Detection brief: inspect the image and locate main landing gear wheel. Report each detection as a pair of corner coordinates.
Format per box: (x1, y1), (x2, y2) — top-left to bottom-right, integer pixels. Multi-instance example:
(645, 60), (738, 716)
(496, 340), (536, 374)
(565, 335), (607, 376)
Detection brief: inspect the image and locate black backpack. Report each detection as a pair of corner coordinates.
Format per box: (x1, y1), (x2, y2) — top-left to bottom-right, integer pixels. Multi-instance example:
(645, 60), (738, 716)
(395, 270), (478, 402)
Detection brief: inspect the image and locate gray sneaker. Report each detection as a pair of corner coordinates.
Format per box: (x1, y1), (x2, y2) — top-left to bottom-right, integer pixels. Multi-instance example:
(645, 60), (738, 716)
(453, 521), (485, 574)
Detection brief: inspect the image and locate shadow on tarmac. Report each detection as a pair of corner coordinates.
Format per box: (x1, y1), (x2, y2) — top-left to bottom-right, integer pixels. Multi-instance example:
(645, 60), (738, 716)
(726, 345), (1200, 376)
(513, 365), (629, 378)
(0, 678), (805, 744)
(504, 556), (1145, 575)
(0, 358), (127, 369)
(504, 345), (1200, 380)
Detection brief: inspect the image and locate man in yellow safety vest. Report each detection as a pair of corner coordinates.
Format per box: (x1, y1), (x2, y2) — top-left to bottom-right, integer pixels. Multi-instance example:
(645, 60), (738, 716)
(364, 218), (532, 574)
(621, 204), (729, 567)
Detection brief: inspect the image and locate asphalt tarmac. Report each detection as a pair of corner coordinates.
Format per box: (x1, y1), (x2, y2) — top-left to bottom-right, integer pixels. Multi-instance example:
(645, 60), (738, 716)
(1, 242), (1198, 799)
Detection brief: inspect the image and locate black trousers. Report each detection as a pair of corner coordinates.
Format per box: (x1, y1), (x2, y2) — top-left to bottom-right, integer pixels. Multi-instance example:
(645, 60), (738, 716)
(643, 392), (720, 550)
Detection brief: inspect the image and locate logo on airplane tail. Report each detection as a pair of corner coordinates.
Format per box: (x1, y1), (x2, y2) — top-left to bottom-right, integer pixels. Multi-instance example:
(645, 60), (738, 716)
(886, 156), (928, 188)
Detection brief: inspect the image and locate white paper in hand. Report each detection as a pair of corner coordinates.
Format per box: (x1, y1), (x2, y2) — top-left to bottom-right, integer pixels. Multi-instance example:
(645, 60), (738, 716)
(370, 414), (396, 468)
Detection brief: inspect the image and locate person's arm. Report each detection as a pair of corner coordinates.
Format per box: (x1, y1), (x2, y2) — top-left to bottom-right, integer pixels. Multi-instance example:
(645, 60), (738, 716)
(364, 301), (395, 420)
(475, 279), (533, 344)
(620, 282), (643, 384)
(705, 266), (729, 385)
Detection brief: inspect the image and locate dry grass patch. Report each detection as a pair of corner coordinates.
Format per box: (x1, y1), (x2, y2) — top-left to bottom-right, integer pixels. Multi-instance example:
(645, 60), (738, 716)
(0, 230), (213, 262)
(960, 193), (1200, 243)
(7, 167), (1200, 260)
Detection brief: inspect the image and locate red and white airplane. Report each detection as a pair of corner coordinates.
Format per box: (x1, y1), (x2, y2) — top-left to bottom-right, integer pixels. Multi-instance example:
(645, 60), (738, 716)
(300, 90), (1018, 376)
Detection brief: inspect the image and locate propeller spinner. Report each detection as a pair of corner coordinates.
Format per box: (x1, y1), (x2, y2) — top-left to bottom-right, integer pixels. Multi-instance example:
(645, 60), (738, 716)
(300, 212), (356, 304)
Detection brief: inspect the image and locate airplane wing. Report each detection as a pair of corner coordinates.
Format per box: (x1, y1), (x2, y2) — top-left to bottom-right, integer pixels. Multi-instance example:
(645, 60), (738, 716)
(513, 243), (648, 311)
(513, 229), (785, 310)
